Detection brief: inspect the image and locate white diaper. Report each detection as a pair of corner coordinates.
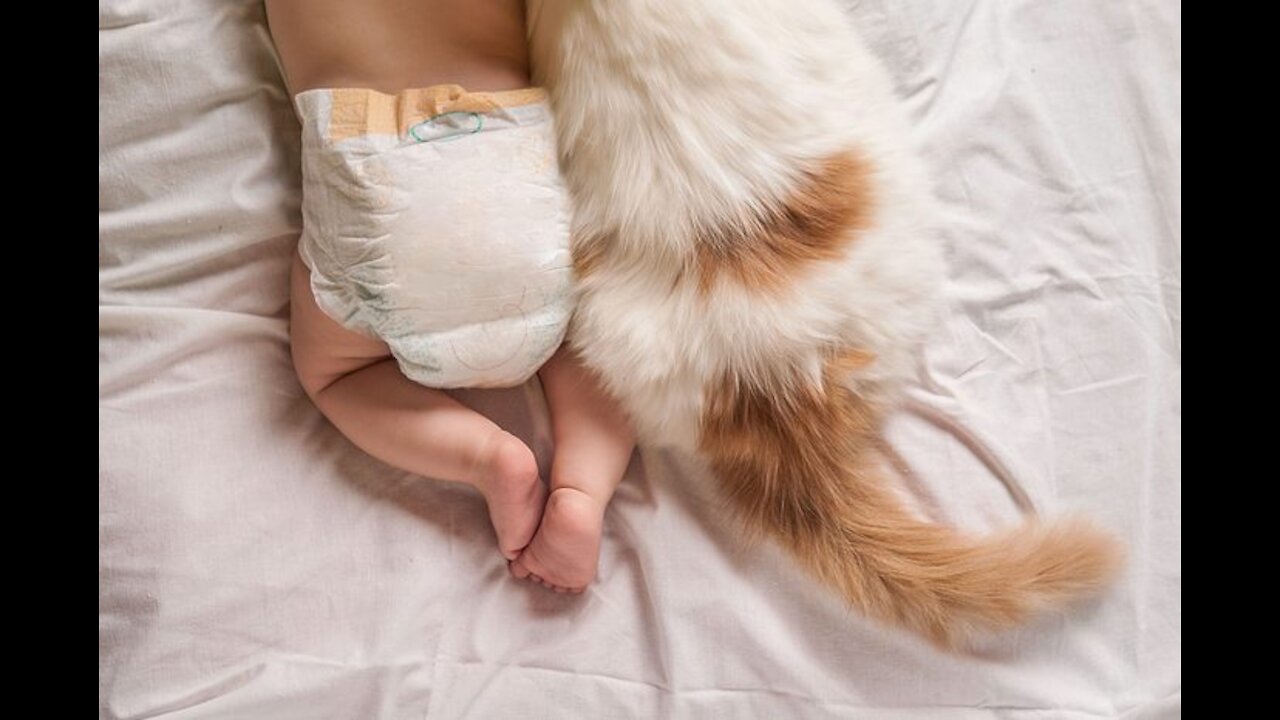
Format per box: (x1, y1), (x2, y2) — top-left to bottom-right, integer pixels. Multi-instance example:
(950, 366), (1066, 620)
(295, 86), (573, 388)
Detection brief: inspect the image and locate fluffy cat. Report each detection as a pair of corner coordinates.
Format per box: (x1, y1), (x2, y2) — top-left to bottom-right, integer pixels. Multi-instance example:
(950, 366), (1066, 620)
(528, 0), (1121, 647)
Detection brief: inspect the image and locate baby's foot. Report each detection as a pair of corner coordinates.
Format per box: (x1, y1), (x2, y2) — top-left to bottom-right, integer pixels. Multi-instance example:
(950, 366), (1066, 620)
(475, 431), (546, 560)
(509, 487), (604, 593)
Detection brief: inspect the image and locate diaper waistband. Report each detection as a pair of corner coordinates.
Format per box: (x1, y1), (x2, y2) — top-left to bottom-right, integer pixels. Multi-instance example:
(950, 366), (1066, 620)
(295, 85), (549, 144)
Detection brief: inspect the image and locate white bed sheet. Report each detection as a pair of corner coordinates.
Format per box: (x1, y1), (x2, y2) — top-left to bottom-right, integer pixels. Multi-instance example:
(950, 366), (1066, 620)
(98, 0), (1181, 717)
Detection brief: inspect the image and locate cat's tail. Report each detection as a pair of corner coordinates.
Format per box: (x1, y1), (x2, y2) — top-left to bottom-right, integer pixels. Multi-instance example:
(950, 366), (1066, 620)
(699, 356), (1123, 648)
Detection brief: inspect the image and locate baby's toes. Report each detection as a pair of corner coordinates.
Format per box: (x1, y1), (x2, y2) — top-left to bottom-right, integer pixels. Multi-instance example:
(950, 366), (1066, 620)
(508, 487), (604, 591)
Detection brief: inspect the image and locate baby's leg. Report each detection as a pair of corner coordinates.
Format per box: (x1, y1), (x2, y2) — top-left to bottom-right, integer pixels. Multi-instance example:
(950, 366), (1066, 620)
(290, 252), (546, 559)
(510, 348), (636, 592)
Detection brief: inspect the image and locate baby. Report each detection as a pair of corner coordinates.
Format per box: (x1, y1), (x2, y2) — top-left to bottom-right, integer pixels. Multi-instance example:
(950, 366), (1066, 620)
(267, 0), (635, 593)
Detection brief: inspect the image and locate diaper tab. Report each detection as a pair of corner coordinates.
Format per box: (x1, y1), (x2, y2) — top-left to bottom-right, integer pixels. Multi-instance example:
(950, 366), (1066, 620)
(305, 85), (548, 143)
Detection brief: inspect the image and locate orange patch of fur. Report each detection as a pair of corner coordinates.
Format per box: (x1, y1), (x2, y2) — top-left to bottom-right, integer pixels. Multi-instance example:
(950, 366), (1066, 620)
(698, 353), (1123, 647)
(570, 151), (872, 285)
(571, 231), (607, 279)
(696, 150), (876, 293)
(830, 347), (877, 373)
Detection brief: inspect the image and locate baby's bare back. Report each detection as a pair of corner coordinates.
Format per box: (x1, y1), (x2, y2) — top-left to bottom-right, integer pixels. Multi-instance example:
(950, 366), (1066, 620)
(266, 0), (530, 94)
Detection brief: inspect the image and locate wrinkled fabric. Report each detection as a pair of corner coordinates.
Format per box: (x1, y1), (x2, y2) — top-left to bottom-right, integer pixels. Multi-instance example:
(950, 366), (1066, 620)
(98, 0), (1181, 718)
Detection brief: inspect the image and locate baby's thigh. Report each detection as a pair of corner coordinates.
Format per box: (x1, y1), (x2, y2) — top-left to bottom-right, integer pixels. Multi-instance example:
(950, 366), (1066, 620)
(290, 249), (392, 396)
